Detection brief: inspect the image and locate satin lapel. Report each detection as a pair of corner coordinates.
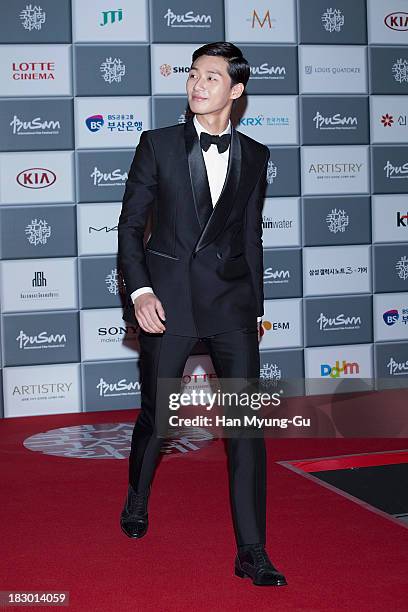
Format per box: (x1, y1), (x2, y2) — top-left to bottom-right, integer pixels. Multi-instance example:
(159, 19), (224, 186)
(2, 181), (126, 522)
(184, 117), (213, 231)
(190, 122), (242, 253)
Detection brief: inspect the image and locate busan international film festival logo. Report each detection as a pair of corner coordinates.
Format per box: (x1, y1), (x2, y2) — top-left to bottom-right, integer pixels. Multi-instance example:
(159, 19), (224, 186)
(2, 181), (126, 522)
(19, 4), (46, 31)
(23, 423), (214, 459)
(25, 218), (52, 246)
(321, 8), (344, 32)
(326, 208), (349, 233)
(100, 57), (126, 84)
(105, 268), (126, 296)
(393, 58), (408, 83)
(10, 114), (61, 137)
(163, 8), (212, 28)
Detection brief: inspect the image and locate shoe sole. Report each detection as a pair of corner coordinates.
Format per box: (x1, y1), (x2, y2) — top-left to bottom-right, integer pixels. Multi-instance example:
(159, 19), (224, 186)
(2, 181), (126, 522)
(235, 566), (287, 586)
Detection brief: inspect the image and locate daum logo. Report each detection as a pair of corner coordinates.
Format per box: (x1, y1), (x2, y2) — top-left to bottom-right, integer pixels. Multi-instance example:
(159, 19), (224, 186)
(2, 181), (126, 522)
(19, 4), (46, 31)
(384, 12), (408, 31)
(163, 9), (212, 27)
(320, 360), (360, 378)
(321, 8), (344, 33)
(86, 114), (104, 132)
(250, 9), (274, 29)
(16, 168), (56, 189)
(100, 8), (123, 27)
(313, 111), (358, 130)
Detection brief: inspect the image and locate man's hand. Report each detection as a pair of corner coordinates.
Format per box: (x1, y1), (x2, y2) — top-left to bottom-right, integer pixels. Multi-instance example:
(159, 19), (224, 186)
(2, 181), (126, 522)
(257, 321), (262, 343)
(134, 293), (166, 333)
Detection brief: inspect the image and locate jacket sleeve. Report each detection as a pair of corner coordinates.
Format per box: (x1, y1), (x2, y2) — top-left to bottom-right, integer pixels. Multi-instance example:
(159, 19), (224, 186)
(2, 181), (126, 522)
(244, 147), (269, 319)
(118, 130), (157, 295)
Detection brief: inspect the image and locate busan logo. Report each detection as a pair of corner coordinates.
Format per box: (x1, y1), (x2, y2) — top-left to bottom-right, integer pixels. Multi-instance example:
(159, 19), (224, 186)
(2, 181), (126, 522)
(86, 114), (104, 132)
(383, 309), (399, 326)
(16, 168), (56, 189)
(384, 12), (408, 31)
(163, 9), (212, 28)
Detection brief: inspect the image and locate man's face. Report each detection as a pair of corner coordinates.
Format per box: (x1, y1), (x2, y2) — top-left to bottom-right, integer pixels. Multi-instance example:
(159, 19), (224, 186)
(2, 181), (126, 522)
(186, 54), (242, 116)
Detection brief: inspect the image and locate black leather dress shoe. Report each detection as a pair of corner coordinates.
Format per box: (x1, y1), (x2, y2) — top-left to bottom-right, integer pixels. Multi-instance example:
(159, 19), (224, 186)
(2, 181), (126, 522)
(120, 484), (151, 539)
(235, 544), (287, 586)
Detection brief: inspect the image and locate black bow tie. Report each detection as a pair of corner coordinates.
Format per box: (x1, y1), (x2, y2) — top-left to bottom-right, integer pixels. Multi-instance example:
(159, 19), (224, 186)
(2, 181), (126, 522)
(200, 131), (231, 154)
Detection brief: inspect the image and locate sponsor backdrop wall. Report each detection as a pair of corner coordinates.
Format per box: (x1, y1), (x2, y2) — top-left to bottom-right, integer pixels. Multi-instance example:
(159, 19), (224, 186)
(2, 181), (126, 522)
(0, 0), (407, 417)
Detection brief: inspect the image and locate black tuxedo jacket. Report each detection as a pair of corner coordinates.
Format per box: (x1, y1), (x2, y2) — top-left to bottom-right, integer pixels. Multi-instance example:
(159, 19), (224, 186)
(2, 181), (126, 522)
(118, 116), (269, 337)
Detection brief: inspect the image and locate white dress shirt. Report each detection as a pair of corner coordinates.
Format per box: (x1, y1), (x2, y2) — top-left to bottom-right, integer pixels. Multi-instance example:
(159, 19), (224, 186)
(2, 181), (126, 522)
(130, 115), (262, 323)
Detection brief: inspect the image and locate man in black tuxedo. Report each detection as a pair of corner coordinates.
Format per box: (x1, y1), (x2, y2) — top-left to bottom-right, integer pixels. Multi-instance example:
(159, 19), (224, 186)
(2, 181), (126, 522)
(118, 42), (286, 587)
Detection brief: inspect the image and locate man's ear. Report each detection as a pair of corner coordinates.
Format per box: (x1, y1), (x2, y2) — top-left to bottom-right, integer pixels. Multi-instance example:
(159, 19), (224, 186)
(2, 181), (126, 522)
(230, 82), (244, 100)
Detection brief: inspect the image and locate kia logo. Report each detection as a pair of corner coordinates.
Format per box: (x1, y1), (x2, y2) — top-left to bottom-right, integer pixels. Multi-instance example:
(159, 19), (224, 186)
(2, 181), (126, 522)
(16, 168), (56, 189)
(384, 12), (408, 31)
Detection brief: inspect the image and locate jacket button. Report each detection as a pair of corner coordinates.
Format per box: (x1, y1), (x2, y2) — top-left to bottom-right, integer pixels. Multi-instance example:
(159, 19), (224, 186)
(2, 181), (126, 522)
(216, 252), (223, 259)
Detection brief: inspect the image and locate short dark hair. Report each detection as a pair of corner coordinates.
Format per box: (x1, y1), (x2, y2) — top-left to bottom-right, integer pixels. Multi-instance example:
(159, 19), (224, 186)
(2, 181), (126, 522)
(191, 41), (250, 89)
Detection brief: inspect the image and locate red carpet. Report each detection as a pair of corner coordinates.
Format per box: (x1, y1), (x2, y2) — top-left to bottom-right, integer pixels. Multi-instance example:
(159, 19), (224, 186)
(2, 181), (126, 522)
(1, 410), (408, 611)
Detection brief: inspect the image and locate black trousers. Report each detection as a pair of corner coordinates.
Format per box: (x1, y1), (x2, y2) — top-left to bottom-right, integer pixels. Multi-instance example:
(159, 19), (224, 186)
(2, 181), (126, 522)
(128, 326), (266, 547)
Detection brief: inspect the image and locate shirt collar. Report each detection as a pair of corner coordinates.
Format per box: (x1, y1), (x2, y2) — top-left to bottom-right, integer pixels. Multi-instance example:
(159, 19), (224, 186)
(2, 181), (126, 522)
(193, 114), (231, 138)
